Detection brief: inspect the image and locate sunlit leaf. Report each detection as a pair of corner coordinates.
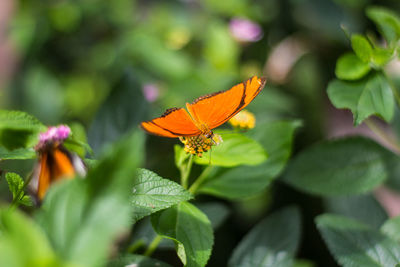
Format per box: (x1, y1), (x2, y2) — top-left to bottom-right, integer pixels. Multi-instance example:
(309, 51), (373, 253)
(0, 110), (45, 150)
(194, 132), (267, 167)
(5, 172), (24, 200)
(335, 53), (371, 80)
(351, 35), (373, 63)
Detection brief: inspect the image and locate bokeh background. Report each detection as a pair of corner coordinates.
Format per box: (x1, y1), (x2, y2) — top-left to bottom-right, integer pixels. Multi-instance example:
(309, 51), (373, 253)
(1, 0), (400, 266)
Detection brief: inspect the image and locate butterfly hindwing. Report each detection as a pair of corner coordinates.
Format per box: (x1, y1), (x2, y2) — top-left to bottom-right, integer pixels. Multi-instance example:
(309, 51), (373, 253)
(141, 107), (201, 137)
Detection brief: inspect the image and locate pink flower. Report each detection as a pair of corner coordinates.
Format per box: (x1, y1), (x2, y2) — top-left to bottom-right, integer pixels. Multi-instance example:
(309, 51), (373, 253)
(36, 125), (71, 150)
(142, 83), (159, 102)
(229, 18), (263, 42)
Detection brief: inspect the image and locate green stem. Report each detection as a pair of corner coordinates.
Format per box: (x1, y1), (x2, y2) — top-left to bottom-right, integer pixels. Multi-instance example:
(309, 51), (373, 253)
(144, 235), (163, 257)
(181, 154), (193, 189)
(365, 118), (400, 153)
(189, 165), (214, 195)
(127, 240), (146, 254)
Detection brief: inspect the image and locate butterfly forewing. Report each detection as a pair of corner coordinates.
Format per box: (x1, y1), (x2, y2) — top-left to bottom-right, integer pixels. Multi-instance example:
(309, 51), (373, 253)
(141, 108), (201, 137)
(187, 76), (266, 130)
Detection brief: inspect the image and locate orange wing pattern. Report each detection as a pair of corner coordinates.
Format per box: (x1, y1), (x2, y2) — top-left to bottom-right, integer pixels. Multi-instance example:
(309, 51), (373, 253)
(187, 76), (266, 129)
(37, 152), (50, 200)
(37, 148), (75, 200)
(141, 107), (201, 137)
(140, 76), (266, 137)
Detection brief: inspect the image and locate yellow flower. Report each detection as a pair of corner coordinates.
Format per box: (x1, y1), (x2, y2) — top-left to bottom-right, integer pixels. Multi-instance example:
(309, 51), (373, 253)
(179, 133), (223, 157)
(229, 109), (256, 129)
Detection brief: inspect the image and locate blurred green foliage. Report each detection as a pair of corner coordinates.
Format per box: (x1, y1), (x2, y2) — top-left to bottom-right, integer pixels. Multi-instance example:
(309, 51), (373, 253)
(2, 0), (400, 266)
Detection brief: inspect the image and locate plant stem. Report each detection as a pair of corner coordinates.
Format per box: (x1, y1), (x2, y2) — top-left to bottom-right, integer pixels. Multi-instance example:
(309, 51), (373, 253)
(144, 235), (163, 257)
(189, 165), (214, 195)
(365, 118), (400, 153)
(181, 154), (193, 189)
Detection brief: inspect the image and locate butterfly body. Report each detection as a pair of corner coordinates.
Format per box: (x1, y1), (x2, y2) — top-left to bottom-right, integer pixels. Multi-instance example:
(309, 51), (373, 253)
(141, 76), (266, 138)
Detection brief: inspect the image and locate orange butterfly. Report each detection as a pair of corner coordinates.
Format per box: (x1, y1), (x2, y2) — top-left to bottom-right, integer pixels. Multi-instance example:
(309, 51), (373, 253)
(32, 125), (85, 200)
(141, 76), (266, 138)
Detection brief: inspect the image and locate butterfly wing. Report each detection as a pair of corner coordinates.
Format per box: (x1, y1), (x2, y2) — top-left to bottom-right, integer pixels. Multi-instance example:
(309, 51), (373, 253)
(141, 107), (201, 137)
(37, 148), (75, 200)
(37, 152), (51, 200)
(186, 76), (266, 130)
(51, 148), (75, 181)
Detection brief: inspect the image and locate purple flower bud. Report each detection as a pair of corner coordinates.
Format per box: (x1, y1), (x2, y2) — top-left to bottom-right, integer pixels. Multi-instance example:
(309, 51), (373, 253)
(36, 125), (71, 150)
(229, 18), (263, 42)
(142, 83), (159, 103)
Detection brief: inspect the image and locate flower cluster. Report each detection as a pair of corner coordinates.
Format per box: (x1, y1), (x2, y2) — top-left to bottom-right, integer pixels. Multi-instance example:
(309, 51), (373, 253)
(229, 110), (255, 129)
(36, 125), (71, 150)
(179, 133), (223, 157)
(229, 18), (263, 43)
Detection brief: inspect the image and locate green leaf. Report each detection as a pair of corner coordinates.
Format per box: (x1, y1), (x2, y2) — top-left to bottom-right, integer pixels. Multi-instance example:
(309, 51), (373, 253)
(283, 137), (390, 196)
(229, 206), (301, 267)
(194, 132), (267, 167)
(0, 110), (45, 131)
(36, 131), (145, 267)
(327, 74), (394, 125)
(351, 34), (373, 62)
(198, 121), (300, 199)
(366, 6), (400, 45)
(108, 254), (173, 267)
(19, 195), (33, 207)
(132, 169), (192, 222)
(385, 152), (400, 192)
(0, 208), (59, 267)
(371, 47), (394, 67)
(151, 202), (214, 267)
(0, 110), (45, 150)
(335, 53), (371, 80)
(204, 21), (239, 71)
(381, 216), (400, 243)
(63, 122), (92, 157)
(5, 172), (24, 199)
(197, 202), (230, 229)
(316, 214), (400, 267)
(88, 70), (149, 154)
(0, 146), (36, 160)
(324, 194), (388, 229)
